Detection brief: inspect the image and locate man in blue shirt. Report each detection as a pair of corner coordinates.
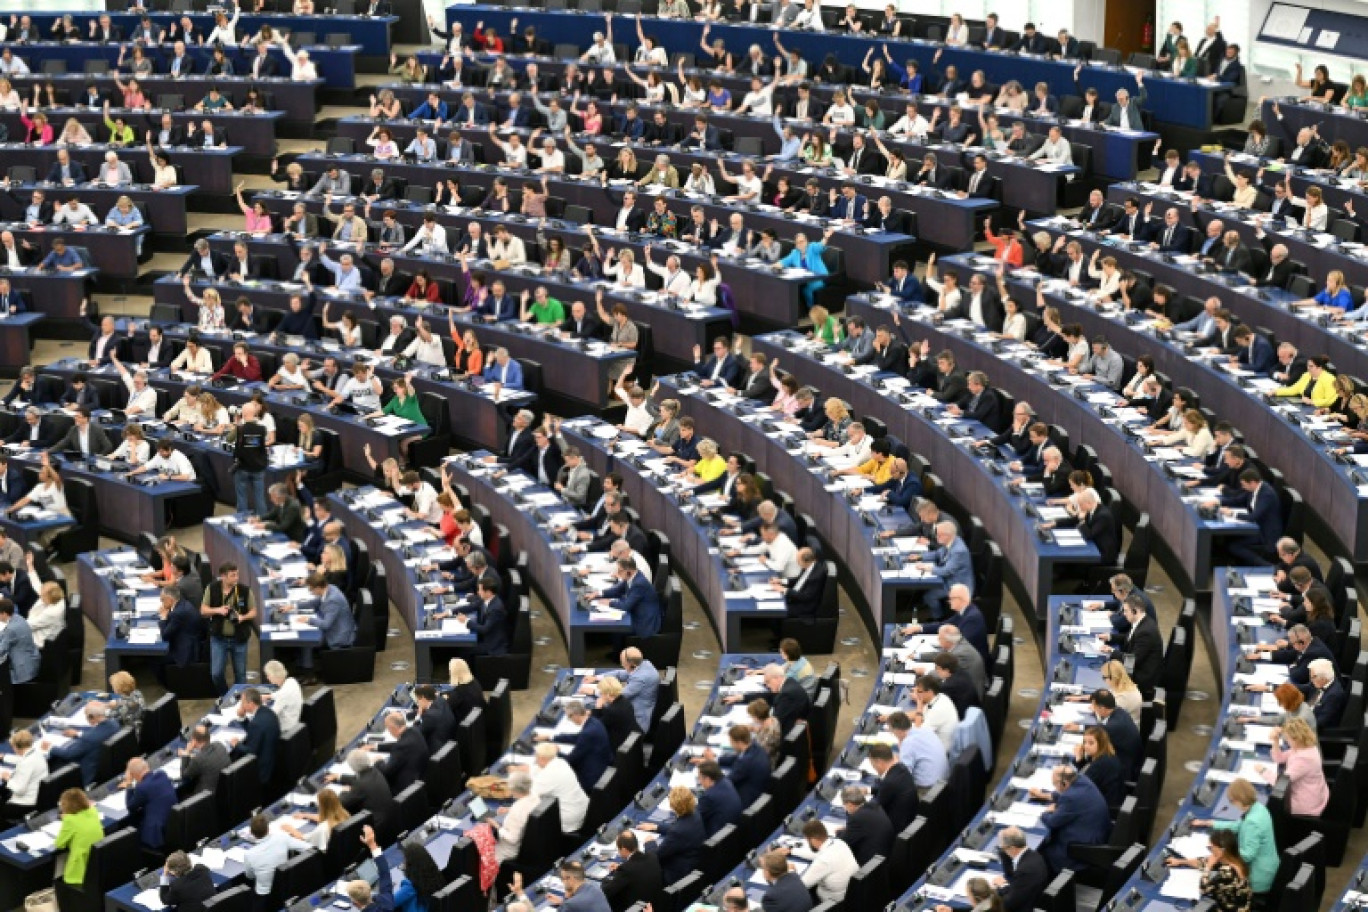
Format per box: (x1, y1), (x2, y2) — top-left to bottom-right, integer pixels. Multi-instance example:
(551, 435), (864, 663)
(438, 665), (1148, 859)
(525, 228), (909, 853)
(483, 347), (524, 389)
(718, 725), (770, 806)
(309, 237), (360, 288)
(886, 711), (949, 789)
(47, 700), (120, 784)
(1038, 765), (1110, 873)
(909, 523), (974, 619)
(39, 237), (83, 272)
(597, 646), (657, 730)
(409, 91), (449, 121)
(123, 757), (177, 849)
(601, 557), (661, 641)
(283, 571), (355, 683)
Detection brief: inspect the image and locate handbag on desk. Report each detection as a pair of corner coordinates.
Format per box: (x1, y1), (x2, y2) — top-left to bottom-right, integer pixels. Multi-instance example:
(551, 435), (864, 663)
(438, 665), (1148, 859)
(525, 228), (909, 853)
(26, 886), (57, 912)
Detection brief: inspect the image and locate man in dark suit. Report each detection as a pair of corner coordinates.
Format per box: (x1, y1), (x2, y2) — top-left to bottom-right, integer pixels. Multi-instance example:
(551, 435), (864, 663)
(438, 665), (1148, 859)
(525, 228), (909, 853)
(1013, 22), (1050, 53)
(1232, 326), (1276, 375)
(157, 585), (204, 673)
(466, 578), (510, 656)
(1038, 766), (1110, 873)
(932, 351), (969, 405)
(44, 151), (87, 185)
(179, 724), (230, 795)
(867, 743), (919, 832)
(1057, 490), (1119, 566)
(947, 371), (1001, 430)
(1092, 688), (1142, 778)
(1111, 596), (1163, 700)
(601, 831), (663, 912)
(909, 585), (990, 662)
(1204, 469), (1277, 564)
(559, 300), (602, 341)
(997, 827), (1051, 912)
(1274, 540), (1322, 592)
(1305, 660), (1346, 728)
(730, 353), (771, 400)
(870, 459), (923, 512)
(5, 408), (53, 450)
(123, 757), (176, 849)
(49, 408), (112, 458)
(759, 850), (812, 912)
(1258, 623), (1336, 691)
(757, 663), (811, 733)
(932, 652), (980, 717)
(692, 336), (744, 388)
(914, 153), (957, 190)
(865, 197), (910, 234)
(602, 557), (661, 640)
(338, 748), (400, 843)
(373, 711), (429, 794)
(506, 427), (565, 488)
(231, 688), (280, 784)
(1252, 230), (1295, 288)
(696, 760), (744, 836)
(554, 700), (613, 792)
(777, 549), (826, 624)
(839, 786), (895, 866)
(1077, 189), (1119, 232)
(960, 155), (996, 200)
(487, 408), (536, 468)
(413, 684), (457, 754)
(719, 725), (770, 807)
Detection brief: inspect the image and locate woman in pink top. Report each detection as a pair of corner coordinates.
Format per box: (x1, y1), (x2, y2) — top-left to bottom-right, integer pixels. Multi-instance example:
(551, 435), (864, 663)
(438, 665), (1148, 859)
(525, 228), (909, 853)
(233, 183), (275, 233)
(113, 76), (150, 111)
(19, 109), (53, 145)
(1267, 718), (1329, 815)
(768, 358), (802, 415)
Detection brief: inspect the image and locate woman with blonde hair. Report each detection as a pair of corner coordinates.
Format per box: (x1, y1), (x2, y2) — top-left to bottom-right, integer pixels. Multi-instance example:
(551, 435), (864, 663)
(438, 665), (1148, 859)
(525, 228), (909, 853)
(281, 787), (350, 849)
(8, 465), (69, 549)
(295, 414), (323, 463)
(183, 281), (227, 333)
(808, 398), (852, 446)
(108, 670), (146, 730)
(446, 658), (486, 722)
(29, 580), (67, 649)
(390, 54), (427, 84)
(195, 392), (231, 435)
(58, 117), (92, 146)
(318, 543), (350, 593)
(271, 160), (310, 192)
(593, 675), (639, 749)
(0, 729), (47, 820)
(1069, 660), (1142, 725)
(809, 305), (843, 346)
(688, 438), (726, 483)
(1190, 778), (1278, 897)
(1157, 409), (1215, 458)
(644, 787), (704, 884)
(1267, 717), (1329, 814)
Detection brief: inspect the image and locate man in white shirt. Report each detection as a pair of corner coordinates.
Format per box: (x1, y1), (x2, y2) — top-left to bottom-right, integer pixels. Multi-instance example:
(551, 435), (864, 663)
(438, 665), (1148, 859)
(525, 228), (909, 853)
(757, 523), (801, 579)
(889, 103), (930, 139)
(793, 0), (825, 30)
(792, 821), (859, 903)
(912, 673), (958, 750)
(823, 422), (873, 466)
(331, 362), (383, 412)
(580, 20), (617, 64)
(490, 226), (527, 265)
(525, 741), (588, 832)
(0, 232), (32, 270)
(129, 440), (195, 481)
(53, 199), (98, 227)
(276, 35), (318, 81)
(110, 353), (157, 415)
(243, 813), (310, 898)
(97, 153), (134, 186)
(401, 319), (446, 366)
(402, 471), (442, 523)
(402, 214), (448, 255)
(645, 250), (690, 296)
(532, 135), (565, 173)
(1027, 126), (1072, 164)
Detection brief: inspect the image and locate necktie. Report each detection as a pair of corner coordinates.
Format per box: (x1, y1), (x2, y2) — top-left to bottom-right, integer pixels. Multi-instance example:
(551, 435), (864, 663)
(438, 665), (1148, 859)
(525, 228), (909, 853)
(970, 171), (982, 193)
(1163, 226), (1174, 248)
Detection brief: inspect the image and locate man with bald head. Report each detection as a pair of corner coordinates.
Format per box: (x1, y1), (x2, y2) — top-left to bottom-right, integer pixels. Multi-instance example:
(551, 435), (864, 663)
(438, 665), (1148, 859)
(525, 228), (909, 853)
(772, 547), (826, 637)
(994, 826), (1050, 912)
(46, 701), (119, 784)
(123, 756), (177, 849)
(903, 583), (989, 661)
(909, 522), (973, 619)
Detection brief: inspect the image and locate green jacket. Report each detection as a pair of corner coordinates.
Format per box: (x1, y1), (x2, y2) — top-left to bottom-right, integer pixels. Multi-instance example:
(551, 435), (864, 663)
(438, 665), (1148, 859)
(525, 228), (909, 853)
(383, 394), (427, 426)
(55, 807), (104, 885)
(1215, 802), (1277, 893)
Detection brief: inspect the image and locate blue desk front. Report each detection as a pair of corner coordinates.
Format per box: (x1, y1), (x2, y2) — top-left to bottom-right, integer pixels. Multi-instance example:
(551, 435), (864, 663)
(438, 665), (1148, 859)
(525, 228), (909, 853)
(23, 12), (397, 57)
(441, 7), (1220, 130)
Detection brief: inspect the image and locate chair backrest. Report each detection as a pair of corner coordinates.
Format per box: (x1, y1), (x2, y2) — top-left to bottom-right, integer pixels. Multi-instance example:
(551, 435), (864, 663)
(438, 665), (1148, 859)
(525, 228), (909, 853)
(425, 741), (465, 807)
(139, 693), (181, 754)
(216, 756), (261, 828)
(165, 790), (218, 853)
(97, 728), (139, 783)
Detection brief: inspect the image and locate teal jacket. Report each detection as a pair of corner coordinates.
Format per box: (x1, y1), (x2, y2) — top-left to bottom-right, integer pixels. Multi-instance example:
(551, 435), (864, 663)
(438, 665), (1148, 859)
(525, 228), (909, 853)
(1215, 802), (1277, 893)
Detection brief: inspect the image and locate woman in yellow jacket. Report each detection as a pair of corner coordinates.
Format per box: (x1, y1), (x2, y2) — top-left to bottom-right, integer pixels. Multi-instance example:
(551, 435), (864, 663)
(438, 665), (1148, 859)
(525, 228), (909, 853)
(54, 788), (103, 887)
(1274, 355), (1339, 408)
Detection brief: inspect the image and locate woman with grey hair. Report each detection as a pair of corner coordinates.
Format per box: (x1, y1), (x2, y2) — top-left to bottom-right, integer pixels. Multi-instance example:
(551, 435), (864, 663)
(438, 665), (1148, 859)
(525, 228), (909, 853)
(262, 660), (303, 729)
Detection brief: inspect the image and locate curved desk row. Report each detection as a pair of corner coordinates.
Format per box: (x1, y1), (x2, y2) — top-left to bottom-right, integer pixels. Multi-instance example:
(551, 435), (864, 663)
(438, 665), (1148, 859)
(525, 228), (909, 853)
(0, 685), (264, 911)
(441, 7), (1220, 130)
(748, 329), (1098, 620)
(245, 192), (739, 366)
(0, 182), (195, 240)
(200, 233), (634, 411)
(0, 140), (240, 195)
(895, 595), (1119, 911)
(6, 74), (321, 127)
(650, 371), (1023, 633)
(0, 107), (283, 159)
(1008, 228), (1368, 564)
(292, 152), (916, 289)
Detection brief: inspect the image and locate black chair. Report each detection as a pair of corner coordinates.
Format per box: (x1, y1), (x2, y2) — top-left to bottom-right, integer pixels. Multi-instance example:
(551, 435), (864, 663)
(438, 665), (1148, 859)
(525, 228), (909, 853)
(163, 790), (218, 855)
(139, 693), (182, 754)
(301, 687), (338, 767)
(425, 741), (465, 807)
(215, 756), (261, 831)
(35, 764), (83, 815)
(268, 724), (313, 804)
(317, 592), (377, 685)
(394, 781), (431, 835)
(456, 706), (487, 779)
(484, 678), (513, 756)
(508, 797), (562, 882)
(202, 885), (252, 912)
(55, 827), (141, 912)
(96, 728), (139, 784)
